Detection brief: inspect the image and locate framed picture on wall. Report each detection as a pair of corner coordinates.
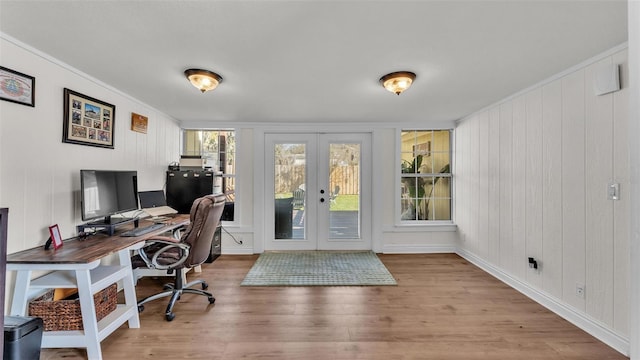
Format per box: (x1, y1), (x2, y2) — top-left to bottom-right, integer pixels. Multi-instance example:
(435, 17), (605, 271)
(62, 88), (115, 149)
(131, 112), (148, 134)
(0, 66), (35, 107)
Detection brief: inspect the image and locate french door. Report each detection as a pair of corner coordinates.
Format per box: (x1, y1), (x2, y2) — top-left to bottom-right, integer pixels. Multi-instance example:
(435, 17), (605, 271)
(264, 133), (371, 250)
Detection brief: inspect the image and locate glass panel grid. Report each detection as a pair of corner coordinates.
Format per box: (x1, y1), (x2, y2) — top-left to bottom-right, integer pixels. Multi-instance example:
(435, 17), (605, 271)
(182, 129), (236, 211)
(400, 129), (452, 221)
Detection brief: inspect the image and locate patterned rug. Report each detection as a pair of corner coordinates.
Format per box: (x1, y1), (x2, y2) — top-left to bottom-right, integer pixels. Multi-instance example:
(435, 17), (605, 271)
(240, 251), (397, 286)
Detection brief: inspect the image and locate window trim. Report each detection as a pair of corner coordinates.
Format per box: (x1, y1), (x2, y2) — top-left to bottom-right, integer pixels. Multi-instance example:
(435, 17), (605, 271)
(396, 128), (454, 226)
(180, 129), (238, 224)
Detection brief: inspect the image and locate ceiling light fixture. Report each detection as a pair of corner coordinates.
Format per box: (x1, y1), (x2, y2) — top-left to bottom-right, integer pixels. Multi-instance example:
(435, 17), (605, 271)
(184, 69), (223, 93)
(379, 71), (416, 95)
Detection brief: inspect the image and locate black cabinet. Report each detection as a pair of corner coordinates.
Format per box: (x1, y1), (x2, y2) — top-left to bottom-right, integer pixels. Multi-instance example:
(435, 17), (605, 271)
(166, 170), (214, 214)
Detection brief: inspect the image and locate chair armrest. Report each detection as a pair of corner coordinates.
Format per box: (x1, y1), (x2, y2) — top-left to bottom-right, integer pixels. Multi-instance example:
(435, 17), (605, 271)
(137, 238), (190, 270)
(171, 226), (186, 240)
(149, 235), (180, 243)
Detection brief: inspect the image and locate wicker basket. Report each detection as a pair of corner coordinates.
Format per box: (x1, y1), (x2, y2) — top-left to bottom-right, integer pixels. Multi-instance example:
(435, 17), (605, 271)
(28, 283), (118, 331)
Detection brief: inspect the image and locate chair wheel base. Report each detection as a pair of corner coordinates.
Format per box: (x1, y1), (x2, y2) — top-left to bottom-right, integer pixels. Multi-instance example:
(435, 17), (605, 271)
(138, 305), (144, 313)
(208, 297), (216, 304)
(166, 312), (175, 321)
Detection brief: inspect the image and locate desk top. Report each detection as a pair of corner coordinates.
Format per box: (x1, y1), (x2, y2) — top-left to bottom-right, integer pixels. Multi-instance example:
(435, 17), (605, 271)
(7, 215), (189, 265)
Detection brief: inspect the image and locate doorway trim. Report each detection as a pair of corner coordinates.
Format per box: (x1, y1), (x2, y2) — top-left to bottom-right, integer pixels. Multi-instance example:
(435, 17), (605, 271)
(252, 127), (384, 255)
(262, 132), (372, 251)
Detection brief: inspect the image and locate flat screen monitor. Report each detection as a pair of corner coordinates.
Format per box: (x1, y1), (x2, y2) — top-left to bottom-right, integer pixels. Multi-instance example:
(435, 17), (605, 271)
(138, 190), (167, 208)
(80, 170), (138, 224)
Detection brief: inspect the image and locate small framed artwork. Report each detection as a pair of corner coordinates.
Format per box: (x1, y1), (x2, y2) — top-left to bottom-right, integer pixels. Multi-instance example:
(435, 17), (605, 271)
(413, 141), (431, 157)
(48, 224), (63, 250)
(0, 66), (35, 107)
(63, 88), (115, 149)
(131, 112), (148, 134)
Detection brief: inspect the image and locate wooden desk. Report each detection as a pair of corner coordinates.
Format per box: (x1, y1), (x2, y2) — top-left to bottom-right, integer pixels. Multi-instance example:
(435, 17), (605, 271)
(6, 215), (189, 360)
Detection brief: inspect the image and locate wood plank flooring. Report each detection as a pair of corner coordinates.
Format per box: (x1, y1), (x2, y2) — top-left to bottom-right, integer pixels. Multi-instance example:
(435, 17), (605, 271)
(41, 253), (628, 359)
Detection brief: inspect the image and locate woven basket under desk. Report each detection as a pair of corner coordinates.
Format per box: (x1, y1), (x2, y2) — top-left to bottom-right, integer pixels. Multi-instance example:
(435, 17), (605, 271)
(28, 283), (118, 331)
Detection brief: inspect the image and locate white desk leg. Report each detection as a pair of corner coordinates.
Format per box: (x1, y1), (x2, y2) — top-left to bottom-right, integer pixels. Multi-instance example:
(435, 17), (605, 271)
(76, 269), (102, 360)
(118, 249), (140, 328)
(10, 270), (32, 316)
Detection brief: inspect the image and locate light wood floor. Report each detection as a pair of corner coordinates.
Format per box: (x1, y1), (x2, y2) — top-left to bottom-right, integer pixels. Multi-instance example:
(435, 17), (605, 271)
(41, 253), (628, 359)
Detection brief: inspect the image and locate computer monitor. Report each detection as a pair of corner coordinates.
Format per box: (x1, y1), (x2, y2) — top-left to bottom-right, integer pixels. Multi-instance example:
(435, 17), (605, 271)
(80, 170), (138, 225)
(138, 190), (167, 208)
(138, 190), (177, 218)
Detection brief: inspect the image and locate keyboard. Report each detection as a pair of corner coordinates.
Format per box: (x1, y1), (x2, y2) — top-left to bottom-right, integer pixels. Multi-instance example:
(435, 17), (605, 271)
(120, 223), (165, 237)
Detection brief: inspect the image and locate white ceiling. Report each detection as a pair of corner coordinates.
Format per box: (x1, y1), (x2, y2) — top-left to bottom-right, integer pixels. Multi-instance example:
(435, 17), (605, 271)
(0, 1), (628, 125)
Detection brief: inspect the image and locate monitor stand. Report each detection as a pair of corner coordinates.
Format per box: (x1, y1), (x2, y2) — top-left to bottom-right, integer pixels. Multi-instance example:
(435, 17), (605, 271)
(77, 216), (138, 236)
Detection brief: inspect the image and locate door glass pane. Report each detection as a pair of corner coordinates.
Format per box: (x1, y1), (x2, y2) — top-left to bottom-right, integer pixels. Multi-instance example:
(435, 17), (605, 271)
(274, 143), (306, 239)
(329, 143), (360, 239)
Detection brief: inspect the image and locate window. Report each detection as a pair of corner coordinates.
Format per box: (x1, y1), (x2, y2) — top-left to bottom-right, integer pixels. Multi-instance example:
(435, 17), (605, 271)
(182, 130), (236, 218)
(400, 130), (452, 221)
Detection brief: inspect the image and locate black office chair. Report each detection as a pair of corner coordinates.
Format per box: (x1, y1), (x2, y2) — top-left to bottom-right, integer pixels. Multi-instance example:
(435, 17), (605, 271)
(132, 194), (225, 321)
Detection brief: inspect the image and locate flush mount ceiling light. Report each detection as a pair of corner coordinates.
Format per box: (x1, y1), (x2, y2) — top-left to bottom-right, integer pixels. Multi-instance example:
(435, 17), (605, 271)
(379, 71), (416, 95)
(184, 69), (223, 93)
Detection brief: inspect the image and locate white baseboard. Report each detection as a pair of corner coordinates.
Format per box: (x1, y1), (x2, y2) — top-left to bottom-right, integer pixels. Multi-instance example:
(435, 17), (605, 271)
(381, 244), (457, 254)
(222, 249), (255, 255)
(456, 247), (629, 357)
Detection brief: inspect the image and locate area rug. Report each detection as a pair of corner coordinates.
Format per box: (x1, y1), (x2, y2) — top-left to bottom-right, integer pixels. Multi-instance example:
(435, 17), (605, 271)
(240, 251), (397, 286)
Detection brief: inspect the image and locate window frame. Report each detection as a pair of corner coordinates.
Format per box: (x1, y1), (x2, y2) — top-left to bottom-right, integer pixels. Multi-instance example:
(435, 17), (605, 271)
(181, 129), (237, 223)
(396, 128), (454, 226)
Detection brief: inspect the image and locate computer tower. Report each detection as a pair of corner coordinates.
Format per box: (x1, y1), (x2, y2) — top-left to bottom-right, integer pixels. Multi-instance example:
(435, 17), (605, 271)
(165, 170), (214, 214)
(205, 224), (222, 263)
(221, 202), (234, 221)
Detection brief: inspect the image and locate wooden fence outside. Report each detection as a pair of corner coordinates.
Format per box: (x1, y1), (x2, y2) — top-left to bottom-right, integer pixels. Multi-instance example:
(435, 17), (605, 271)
(275, 165), (360, 195)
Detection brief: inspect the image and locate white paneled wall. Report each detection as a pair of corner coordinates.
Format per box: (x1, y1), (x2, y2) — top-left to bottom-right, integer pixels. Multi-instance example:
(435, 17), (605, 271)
(611, 49), (630, 338)
(0, 37), (181, 249)
(455, 48), (629, 344)
(561, 68), (587, 312)
(498, 101), (514, 273)
(0, 36), (181, 308)
(541, 80), (563, 300)
(525, 89), (543, 289)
